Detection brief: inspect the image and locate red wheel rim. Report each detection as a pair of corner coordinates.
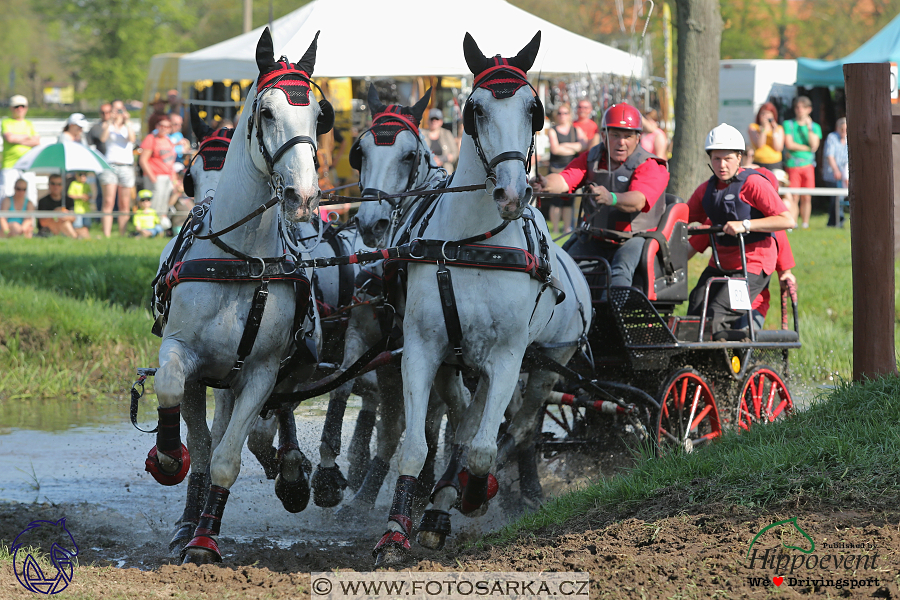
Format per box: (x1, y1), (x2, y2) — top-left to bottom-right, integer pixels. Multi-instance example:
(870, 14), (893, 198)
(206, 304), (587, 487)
(657, 370), (721, 451)
(737, 367), (793, 431)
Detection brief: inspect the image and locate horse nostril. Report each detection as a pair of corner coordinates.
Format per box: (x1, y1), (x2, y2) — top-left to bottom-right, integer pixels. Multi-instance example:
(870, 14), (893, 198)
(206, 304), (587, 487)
(373, 220), (389, 234)
(492, 188), (506, 203)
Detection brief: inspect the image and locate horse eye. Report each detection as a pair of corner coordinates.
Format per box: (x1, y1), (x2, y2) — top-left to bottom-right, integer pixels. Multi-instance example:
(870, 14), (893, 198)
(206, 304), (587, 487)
(403, 151), (416, 161)
(474, 105), (484, 117)
(260, 107), (274, 119)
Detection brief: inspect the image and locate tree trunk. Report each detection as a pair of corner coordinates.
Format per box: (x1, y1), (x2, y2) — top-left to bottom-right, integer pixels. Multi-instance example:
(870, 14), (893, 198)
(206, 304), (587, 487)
(668, 0), (723, 200)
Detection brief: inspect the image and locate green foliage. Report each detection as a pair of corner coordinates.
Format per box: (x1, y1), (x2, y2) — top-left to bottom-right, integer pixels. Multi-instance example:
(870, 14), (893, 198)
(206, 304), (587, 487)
(32, 0), (199, 101)
(480, 375), (900, 547)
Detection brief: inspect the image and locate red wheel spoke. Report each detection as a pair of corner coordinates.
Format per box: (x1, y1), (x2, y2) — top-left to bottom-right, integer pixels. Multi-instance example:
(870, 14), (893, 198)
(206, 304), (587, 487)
(770, 399), (789, 419)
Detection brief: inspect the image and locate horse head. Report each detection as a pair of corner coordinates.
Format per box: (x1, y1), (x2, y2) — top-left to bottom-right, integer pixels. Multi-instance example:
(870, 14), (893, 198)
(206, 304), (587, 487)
(186, 105), (234, 201)
(353, 85), (433, 248)
(462, 31), (542, 220)
(248, 28), (334, 223)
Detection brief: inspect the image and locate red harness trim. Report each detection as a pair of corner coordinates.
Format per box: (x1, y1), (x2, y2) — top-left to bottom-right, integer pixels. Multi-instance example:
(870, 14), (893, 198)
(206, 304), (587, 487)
(257, 66), (311, 91)
(473, 64), (527, 87)
(371, 110), (420, 137)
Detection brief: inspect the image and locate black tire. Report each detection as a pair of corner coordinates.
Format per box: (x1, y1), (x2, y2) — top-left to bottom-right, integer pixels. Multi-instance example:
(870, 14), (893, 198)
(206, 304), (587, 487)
(655, 368), (723, 453)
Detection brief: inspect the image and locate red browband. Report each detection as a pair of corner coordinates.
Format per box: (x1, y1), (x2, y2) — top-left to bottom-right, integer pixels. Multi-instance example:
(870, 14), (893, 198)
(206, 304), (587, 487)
(473, 64), (528, 87)
(372, 110), (420, 136)
(257, 67), (311, 91)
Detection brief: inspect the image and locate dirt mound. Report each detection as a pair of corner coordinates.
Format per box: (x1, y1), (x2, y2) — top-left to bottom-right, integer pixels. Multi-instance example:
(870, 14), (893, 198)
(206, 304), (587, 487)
(2, 499), (897, 599)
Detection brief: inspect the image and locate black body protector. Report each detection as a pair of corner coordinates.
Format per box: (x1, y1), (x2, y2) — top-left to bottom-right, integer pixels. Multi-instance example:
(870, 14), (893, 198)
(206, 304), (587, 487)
(580, 143), (666, 237)
(700, 168), (773, 246)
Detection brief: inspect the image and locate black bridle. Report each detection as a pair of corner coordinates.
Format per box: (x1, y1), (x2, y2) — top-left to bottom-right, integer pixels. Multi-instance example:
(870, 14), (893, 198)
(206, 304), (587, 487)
(246, 70), (330, 198)
(355, 111), (440, 208)
(463, 64), (542, 187)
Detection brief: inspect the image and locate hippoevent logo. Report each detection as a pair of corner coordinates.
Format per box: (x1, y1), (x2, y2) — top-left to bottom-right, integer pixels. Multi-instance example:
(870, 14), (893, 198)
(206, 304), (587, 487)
(744, 516), (880, 591)
(11, 519), (79, 595)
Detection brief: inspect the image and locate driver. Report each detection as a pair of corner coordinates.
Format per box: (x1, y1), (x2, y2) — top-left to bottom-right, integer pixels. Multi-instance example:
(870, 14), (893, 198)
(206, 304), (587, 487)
(534, 102), (669, 293)
(685, 123), (796, 334)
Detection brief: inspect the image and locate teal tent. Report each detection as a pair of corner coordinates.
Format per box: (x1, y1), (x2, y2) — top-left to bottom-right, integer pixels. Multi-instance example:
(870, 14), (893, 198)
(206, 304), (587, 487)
(796, 12), (900, 87)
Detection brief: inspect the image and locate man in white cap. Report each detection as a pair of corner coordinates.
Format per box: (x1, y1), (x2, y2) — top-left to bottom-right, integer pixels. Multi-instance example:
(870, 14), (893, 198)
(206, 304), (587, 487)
(1, 95), (40, 206)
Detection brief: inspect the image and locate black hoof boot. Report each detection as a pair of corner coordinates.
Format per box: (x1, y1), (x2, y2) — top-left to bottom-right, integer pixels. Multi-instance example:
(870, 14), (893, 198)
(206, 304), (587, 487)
(311, 464), (348, 508)
(275, 452), (313, 514)
(417, 509), (451, 550)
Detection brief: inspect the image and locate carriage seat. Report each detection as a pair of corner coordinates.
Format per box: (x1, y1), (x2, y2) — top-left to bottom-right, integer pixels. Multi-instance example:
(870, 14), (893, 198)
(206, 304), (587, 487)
(631, 193), (690, 310)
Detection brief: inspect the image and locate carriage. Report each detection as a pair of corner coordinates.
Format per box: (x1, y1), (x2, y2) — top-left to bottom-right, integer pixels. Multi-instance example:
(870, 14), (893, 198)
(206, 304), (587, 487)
(530, 194), (801, 462)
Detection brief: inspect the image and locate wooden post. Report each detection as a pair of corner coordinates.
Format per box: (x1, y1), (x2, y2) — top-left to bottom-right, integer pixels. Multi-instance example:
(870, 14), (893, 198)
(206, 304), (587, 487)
(844, 63), (898, 380)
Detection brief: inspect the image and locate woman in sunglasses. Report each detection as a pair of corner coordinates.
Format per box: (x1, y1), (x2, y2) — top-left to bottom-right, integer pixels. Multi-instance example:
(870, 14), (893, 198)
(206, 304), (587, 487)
(0, 178), (34, 238)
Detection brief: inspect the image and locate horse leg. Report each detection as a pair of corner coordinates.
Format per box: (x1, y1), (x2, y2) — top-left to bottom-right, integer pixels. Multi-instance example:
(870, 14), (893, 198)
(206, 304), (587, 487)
(210, 388), (234, 450)
(182, 373), (277, 565)
(462, 356), (523, 515)
(169, 382), (210, 553)
(337, 372), (404, 516)
(274, 405), (313, 513)
(344, 387), (378, 491)
(311, 384), (351, 506)
(147, 340), (192, 485)
(247, 412), (279, 480)
(418, 372), (482, 550)
(372, 346), (440, 566)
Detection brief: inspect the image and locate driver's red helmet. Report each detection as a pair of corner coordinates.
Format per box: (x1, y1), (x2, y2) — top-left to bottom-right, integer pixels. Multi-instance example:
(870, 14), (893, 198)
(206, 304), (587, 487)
(602, 103), (642, 131)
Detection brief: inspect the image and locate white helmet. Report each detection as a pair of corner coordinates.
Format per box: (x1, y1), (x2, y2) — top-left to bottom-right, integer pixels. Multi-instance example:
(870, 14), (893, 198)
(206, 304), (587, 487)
(705, 123), (745, 153)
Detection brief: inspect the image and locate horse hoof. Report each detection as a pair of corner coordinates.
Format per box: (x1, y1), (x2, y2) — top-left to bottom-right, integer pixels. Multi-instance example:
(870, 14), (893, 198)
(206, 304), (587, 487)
(168, 522), (197, 554)
(311, 465), (348, 508)
(145, 444), (191, 486)
(416, 530), (446, 550)
(372, 531), (410, 567)
(275, 470), (311, 513)
(181, 536), (222, 565)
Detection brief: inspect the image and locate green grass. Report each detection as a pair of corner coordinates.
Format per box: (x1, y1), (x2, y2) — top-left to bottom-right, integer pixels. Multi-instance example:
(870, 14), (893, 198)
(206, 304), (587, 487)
(481, 375), (900, 547)
(0, 236), (169, 311)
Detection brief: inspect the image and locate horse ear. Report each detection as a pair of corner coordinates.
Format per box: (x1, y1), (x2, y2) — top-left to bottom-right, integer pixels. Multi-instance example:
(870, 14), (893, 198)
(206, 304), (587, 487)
(296, 30), (320, 76)
(411, 88), (432, 123)
(509, 31), (541, 73)
(256, 27), (277, 74)
(367, 84), (386, 115)
(190, 105), (214, 141)
(463, 32), (488, 76)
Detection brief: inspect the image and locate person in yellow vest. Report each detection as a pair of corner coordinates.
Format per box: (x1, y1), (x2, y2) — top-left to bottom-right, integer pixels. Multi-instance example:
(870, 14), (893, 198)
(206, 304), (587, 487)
(133, 189), (164, 237)
(67, 171), (93, 239)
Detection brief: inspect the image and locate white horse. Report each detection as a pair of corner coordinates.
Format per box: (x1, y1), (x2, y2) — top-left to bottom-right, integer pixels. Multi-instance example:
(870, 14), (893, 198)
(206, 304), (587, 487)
(158, 102), (382, 549)
(327, 86), (458, 515)
(149, 28), (331, 565)
(373, 31), (566, 565)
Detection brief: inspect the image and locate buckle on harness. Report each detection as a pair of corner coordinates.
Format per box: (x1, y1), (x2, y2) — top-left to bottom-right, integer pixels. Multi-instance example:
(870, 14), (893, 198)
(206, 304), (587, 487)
(249, 256), (267, 279)
(441, 241), (459, 262)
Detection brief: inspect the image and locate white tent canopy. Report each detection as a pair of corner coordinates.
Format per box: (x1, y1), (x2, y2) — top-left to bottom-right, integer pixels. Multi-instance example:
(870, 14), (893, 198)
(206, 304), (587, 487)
(179, 0), (642, 83)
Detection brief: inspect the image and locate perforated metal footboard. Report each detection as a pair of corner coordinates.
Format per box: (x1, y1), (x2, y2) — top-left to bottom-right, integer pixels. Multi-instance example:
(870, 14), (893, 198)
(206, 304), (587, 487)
(608, 286), (681, 370)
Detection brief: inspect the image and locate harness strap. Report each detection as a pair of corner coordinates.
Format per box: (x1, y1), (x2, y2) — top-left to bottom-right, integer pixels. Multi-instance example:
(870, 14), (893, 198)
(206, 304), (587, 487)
(201, 281), (270, 389)
(436, 262), (464, 357)
(193, 198), (278, 240)
(271, 135), (317, 165)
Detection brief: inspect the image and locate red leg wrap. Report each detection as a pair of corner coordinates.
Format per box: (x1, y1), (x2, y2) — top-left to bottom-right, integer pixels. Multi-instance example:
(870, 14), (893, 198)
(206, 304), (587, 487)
(458, 469), (499, 515)
(183, 534), (222, 562)
(372, 530), (411, 558)
(145, 443), (191, 486)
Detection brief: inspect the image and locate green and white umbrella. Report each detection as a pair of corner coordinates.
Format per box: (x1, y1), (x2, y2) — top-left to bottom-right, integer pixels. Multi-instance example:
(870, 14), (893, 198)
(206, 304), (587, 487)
(14, 141), (111, 174)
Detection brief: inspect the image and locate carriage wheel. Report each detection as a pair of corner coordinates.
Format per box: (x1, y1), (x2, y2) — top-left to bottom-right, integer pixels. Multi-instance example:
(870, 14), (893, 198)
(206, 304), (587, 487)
(656, 368), (722, 453)
(736, 365), (793, 431)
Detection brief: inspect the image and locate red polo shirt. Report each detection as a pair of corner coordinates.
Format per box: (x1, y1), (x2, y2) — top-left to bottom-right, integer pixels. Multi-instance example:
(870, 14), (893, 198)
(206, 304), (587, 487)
(686, 169), (787, 275)
(557, 149), (670, 232)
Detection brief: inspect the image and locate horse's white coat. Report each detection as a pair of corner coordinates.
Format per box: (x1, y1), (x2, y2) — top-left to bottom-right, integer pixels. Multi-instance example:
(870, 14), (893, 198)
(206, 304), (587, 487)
(393, 82), (554, 503)
(153, 65), (322, 503)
